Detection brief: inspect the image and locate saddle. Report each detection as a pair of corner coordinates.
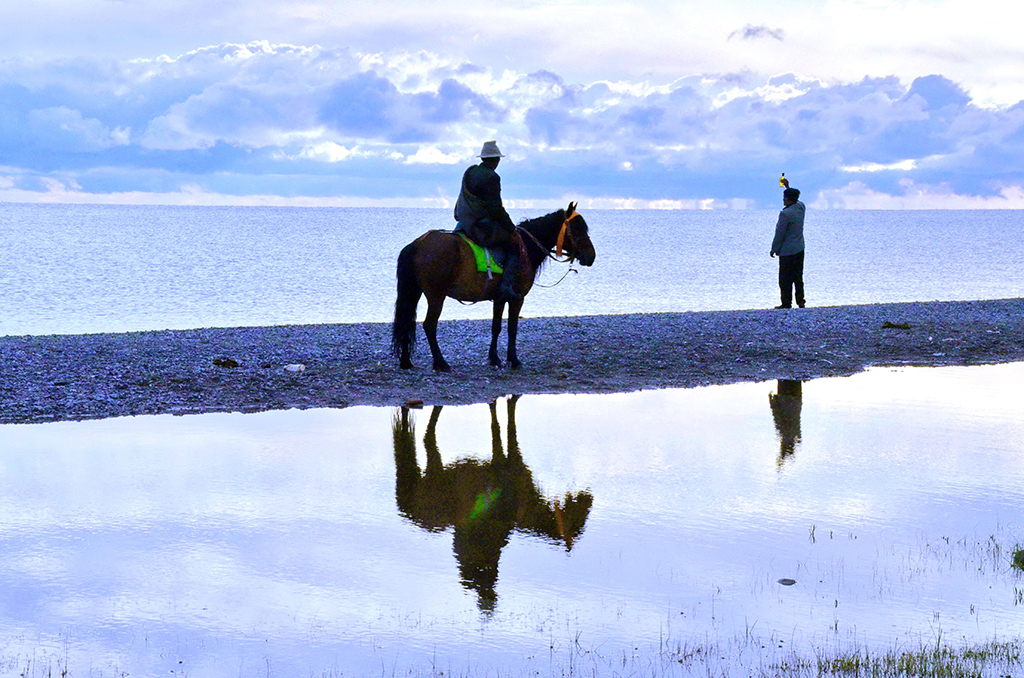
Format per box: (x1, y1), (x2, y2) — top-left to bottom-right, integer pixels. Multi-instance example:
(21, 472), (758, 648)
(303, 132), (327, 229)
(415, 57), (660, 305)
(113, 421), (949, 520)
(456, 232), (503, 277)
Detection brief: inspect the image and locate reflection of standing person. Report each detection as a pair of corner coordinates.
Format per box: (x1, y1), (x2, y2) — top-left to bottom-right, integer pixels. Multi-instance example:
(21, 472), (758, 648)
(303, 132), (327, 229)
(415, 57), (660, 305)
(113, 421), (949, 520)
(454, 140), (523, 303)
(769, 379), (803, 464)
(770, 187), (806, 309)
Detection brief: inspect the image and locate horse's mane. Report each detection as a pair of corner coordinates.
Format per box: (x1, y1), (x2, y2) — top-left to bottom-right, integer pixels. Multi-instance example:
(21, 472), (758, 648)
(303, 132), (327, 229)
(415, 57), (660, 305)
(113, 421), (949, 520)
(516, 209), (567, 272)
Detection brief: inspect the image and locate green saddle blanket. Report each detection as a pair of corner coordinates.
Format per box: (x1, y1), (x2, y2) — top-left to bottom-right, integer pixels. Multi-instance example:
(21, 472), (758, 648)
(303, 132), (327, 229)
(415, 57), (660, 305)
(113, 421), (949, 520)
(457, 233), (503, 275)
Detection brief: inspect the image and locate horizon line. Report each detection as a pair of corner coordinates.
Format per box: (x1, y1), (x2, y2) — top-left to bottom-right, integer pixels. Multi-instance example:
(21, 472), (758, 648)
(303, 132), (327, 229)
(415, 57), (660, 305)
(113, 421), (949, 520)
(5, 188), (1024, 210)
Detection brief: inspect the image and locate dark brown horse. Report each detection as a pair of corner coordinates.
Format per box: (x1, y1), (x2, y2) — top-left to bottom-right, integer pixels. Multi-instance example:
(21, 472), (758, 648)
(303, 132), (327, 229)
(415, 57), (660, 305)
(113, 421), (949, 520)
(392, 202), (596, 371)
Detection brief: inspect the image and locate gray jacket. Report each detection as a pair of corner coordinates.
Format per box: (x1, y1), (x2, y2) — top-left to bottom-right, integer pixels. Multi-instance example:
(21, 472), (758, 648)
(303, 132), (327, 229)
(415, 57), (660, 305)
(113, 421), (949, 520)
(771, 201), (805, 257)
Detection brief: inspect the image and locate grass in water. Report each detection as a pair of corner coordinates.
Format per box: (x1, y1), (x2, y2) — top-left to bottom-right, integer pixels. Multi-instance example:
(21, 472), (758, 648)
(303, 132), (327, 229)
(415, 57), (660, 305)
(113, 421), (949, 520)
(7, 637), (1023, 678)
(809, 640), (1022, 678)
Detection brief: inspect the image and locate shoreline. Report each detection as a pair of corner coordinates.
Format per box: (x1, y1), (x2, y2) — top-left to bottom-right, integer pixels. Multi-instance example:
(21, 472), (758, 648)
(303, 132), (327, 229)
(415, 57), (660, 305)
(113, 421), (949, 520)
(2, 297), (1022, 425)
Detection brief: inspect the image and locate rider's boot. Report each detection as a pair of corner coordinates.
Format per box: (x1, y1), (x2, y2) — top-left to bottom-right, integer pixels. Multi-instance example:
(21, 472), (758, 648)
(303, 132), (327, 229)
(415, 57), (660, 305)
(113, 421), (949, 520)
(497, 247), (523, 302)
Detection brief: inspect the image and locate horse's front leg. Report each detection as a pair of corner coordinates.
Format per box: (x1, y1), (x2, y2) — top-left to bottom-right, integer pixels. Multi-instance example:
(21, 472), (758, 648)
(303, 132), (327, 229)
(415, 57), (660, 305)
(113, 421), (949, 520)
(489, 300), (506, 367)
(506, 299), (524, 369)
(423, 295), (451, 372)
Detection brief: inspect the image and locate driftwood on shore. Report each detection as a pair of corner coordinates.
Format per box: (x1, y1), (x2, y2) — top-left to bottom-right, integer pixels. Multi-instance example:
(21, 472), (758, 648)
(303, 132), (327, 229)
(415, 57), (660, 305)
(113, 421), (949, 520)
(2, 298), (1022, 425)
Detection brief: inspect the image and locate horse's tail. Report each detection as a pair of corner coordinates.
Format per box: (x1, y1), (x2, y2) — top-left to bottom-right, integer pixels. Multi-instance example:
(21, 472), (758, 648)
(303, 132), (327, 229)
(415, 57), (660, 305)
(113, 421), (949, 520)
(392, 241), (421, 367)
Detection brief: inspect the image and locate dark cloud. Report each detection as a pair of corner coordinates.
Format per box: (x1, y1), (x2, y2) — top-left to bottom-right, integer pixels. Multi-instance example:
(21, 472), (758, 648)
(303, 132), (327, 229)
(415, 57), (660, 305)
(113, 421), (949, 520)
(415, 79), (506, 125)
(320, 72), (402, 138)
(525, 107), (574, 145)
(618, 106), (666, 130)
(318, 72), (505, 142)
(903, 75), (971, 110)
(728, 25), (785, 41)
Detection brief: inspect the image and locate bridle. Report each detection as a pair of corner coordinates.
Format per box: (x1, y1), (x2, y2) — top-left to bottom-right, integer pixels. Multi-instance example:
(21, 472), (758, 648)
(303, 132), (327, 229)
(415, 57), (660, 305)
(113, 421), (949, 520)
(555, 210), (579, 261)
(518, 210), (582, 264)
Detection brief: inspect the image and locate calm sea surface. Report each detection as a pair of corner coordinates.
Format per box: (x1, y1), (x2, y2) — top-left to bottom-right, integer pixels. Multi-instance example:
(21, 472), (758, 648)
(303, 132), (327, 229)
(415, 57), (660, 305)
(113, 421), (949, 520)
(2, 364), (1023, 676)
(1, 203), (1022, 336)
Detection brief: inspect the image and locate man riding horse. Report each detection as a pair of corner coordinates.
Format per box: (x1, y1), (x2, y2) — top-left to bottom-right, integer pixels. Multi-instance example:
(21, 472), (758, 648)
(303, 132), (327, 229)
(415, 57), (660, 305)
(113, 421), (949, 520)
(454, 140), (523, 302)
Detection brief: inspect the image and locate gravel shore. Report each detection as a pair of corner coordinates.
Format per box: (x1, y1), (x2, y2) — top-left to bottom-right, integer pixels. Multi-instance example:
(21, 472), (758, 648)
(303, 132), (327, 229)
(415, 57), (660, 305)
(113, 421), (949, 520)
(2, 298), (1022, 425)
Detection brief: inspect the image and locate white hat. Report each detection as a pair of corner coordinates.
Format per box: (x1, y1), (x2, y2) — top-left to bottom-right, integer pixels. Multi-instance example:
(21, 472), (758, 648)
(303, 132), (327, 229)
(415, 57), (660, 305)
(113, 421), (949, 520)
(478, 140), (504, 158)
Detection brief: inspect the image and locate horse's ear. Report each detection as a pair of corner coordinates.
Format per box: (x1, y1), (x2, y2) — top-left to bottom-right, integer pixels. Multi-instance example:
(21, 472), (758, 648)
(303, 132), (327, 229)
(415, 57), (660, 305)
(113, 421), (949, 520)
(567, 201), (577, 214)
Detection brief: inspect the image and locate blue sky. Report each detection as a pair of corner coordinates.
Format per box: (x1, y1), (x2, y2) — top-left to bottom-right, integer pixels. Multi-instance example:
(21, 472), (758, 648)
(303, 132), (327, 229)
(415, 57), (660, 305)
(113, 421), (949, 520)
(2, 0), (1024, 209)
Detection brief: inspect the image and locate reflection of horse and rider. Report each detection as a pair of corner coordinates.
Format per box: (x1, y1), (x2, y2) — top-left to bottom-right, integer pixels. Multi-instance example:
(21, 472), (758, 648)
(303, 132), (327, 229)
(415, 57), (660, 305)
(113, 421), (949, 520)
(392, 395), (593, 612)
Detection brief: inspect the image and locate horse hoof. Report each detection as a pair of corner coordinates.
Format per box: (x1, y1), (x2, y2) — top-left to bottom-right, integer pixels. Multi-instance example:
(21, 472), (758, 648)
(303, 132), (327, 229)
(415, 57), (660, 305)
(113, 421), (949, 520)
(509, 360), (522, 370)
(433, 362), (451, 373)
(400, 361), (414, 370)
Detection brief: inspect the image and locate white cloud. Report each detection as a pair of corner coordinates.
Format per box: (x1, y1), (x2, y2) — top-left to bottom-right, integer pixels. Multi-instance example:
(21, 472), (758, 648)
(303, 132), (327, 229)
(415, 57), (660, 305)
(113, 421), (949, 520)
(814, 181), (1024, 209)
(293, 142), (355, 162)
(2, 41), (1024, 207)
(841, 159), (918, 172)
(756, 74), (822, 103)
(0, 183), (453, 208)
(570, 196), (754, 210)
(26, 107), (131, 151)
(141, 109), (214, 151)
(4, 0), (1024, 105)
(403, 147), (462, 164)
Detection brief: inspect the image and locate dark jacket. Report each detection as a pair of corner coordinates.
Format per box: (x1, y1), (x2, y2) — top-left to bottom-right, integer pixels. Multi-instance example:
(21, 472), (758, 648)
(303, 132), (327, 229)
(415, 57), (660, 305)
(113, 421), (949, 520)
(771, 201), (806, 257)
(454, 164), (515, 246)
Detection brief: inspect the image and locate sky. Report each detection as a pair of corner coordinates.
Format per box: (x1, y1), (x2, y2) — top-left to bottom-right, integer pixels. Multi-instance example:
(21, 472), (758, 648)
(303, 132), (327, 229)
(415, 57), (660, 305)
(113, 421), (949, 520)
(2, 0), (1024, 209)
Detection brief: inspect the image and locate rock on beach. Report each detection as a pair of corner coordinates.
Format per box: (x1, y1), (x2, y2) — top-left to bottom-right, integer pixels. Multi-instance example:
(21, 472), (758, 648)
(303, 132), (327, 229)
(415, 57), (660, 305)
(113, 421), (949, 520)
(2, 298), (1022, 425)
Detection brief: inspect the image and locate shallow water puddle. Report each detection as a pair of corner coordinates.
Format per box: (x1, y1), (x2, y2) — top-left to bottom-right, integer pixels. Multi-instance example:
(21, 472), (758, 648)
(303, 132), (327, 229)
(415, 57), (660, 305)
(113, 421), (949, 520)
(2, 363), (1024, 676)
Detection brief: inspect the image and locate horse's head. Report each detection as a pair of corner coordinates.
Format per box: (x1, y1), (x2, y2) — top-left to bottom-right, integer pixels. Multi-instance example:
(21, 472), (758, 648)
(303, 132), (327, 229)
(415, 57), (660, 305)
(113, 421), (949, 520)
(561, 201), (596, 266)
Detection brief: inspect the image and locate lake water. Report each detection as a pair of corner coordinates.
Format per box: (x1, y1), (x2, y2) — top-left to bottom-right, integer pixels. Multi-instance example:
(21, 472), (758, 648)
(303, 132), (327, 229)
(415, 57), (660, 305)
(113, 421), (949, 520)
(3, 204), (1024, 675)
(1, 203), (1023, 336)
(2, 363), (1024, 676)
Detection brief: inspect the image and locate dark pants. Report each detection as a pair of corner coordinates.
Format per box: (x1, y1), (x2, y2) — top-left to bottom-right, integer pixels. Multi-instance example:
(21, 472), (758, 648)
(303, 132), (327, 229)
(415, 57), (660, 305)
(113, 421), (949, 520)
(455, 218), (511, 249)
(778, 251), (805, 308)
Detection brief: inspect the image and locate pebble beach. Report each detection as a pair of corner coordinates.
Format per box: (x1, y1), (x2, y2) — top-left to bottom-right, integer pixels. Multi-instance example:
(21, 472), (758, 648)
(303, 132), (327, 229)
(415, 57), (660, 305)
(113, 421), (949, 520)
(2, 297), (1022, 425)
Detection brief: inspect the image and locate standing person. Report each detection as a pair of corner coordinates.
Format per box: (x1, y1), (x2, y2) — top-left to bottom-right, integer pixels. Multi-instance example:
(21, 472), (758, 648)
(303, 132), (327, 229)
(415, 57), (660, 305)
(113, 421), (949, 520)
(770, 186), (806, 309)
(454, 140), (523, 302)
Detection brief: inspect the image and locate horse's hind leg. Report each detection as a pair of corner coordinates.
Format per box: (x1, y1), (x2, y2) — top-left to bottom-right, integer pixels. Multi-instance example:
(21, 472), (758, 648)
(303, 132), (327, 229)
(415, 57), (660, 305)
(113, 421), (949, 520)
(393, 241), (423, 369)
(423, 295), (451, 372)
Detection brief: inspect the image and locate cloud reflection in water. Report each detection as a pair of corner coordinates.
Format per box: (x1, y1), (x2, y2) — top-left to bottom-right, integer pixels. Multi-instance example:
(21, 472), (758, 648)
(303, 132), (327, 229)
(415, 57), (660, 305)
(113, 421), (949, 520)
(1, 363), (1023, 676)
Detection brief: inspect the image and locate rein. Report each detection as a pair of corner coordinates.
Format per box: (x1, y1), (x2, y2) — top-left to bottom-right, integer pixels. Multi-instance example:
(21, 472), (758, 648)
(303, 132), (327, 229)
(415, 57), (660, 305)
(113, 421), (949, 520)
(531, 261), (579, 288)
(516, 211), (581, 288)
